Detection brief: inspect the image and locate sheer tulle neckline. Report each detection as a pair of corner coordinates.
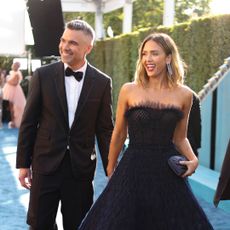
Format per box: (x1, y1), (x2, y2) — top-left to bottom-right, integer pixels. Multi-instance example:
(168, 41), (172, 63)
(126, 101), (183, 116)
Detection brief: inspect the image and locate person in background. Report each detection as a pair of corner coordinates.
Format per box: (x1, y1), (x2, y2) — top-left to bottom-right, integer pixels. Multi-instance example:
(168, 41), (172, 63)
(79, 33), (213, 230)
(16, 19), (114, 230)
(188, 92), (202, 156)
(0, 68), (6, 128)
(2, 62), (26, 128)
(1, 69), (11, 124)
(214, 138), (230, 207)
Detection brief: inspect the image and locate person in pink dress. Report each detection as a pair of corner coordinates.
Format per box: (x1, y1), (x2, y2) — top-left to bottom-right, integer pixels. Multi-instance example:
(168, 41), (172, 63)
(3, 62), (26, 128)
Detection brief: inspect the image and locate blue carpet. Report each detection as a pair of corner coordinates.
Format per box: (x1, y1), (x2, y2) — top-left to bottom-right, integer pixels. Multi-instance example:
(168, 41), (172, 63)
(1, 124), (230, 229)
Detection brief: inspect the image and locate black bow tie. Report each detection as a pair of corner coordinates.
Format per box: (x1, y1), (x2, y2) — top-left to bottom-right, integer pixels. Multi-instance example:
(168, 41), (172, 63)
(65, 67), (83, 81)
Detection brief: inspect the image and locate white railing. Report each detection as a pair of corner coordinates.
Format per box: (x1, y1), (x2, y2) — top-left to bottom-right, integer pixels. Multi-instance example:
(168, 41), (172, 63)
(198, 57), (230, 101)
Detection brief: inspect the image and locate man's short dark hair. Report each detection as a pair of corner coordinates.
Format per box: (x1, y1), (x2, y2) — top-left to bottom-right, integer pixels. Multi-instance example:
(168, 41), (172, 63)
(66, 19), (95, 42)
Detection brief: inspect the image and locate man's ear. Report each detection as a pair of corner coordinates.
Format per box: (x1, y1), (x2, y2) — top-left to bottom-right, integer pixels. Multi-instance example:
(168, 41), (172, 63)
(86, 45), (93, 55)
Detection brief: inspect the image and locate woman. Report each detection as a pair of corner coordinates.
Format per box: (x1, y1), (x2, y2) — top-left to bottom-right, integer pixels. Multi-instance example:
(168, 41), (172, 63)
(3, 62), (26, 128)
(79, 33), (213, 229)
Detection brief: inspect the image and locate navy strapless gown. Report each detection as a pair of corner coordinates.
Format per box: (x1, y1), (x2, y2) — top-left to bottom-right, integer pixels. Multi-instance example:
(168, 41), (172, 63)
(79, 104), (213, 230)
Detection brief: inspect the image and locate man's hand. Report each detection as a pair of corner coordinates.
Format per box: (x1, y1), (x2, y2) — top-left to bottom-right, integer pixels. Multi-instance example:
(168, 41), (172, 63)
(18, 168), (32, 189)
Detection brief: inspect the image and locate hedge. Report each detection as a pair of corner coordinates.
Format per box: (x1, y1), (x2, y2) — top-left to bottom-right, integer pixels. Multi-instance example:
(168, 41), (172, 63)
(88, 14), (230, 113)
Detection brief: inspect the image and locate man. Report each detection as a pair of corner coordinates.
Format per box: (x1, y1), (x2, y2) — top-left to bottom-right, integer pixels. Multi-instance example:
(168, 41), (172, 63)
(214, 138), (230, 207)
(16, 19), (114, 230)
(2, 61), (26, 128)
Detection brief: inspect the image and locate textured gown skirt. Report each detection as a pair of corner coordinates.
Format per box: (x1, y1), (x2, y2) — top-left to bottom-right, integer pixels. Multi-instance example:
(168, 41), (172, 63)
(79, 104), (214, 230)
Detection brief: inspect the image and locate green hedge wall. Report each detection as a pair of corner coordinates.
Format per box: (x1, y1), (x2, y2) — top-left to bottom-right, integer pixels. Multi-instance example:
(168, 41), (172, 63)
(89, 14), (230, 113)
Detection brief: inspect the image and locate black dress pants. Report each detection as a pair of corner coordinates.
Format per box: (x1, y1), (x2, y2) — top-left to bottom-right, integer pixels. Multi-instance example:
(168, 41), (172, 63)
(29, 223), (58, 230)
(27, 152), (93, 230)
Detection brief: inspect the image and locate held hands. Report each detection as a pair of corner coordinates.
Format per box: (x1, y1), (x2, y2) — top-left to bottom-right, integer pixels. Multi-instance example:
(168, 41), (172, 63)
(106, 161), (118, 179)
(180, 158), (199, 178)
(106, 165), (115, 179)
(18, 168), (32, 189)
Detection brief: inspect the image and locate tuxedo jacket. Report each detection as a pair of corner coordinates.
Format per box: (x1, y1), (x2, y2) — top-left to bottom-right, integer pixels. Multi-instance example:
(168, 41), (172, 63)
(16, 61), (114, 180)
(188, 93), (201, 156)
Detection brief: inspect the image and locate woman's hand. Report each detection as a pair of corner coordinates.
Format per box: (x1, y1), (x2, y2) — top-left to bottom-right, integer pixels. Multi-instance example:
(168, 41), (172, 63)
(180, 157), (198, 178)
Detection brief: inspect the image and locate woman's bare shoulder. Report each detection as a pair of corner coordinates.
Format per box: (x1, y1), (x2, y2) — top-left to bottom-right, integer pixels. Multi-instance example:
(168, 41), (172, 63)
(120, 81), (139, 93)
(176, 84), (193, 98)
(122, 81), (138, 89)
(175, 84), (194, 111)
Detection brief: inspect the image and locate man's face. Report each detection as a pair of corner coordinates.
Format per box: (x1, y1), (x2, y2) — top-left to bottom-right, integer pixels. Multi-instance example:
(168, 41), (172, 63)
(59, 28), (92, 69)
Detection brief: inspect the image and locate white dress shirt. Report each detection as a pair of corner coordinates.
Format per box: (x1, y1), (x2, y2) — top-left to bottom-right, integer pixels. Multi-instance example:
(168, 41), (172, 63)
(64, 62), (87, 128)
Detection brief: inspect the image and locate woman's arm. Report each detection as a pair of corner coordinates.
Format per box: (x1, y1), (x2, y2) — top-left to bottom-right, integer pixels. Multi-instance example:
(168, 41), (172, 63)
(173, 87), (198, 177)
(6, 71), (20, 86)
(106, 83), (130, 177)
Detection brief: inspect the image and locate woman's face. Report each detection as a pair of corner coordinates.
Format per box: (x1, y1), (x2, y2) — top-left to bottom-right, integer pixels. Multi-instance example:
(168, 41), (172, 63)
(12, 62), (20, 71)
(141, 40), (170, 78)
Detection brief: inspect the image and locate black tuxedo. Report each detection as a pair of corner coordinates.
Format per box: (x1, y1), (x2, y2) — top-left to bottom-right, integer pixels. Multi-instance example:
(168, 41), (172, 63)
(16, 61), (114, 229)
(188, 93), (201, 156)
(16, 61), (113, 177)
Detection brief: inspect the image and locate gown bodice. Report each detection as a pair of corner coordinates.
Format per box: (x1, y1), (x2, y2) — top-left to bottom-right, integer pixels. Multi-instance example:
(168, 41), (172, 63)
(126, 104), (183, 147)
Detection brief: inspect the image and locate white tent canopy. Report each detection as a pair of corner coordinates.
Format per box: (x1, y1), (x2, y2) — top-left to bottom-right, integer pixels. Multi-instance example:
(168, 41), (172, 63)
(0, 0), (33, 56)
(61, 0), (135, 39)
(0, 0), (175, 56)
(60, 0), (175, 38)
(0, 0), (134, 55)
(61, 0), (133, 13)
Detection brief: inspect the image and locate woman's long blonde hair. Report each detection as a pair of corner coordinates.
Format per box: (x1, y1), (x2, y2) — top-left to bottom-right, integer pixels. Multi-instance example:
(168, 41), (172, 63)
(134, 33), (186, 87)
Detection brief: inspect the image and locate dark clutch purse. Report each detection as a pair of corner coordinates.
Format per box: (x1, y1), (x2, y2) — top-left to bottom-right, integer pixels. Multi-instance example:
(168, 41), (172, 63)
(168, 155), (188, 176)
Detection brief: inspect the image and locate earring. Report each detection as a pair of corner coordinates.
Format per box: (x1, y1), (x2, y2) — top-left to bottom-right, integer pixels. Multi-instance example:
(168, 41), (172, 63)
(166, 63), (173, 76)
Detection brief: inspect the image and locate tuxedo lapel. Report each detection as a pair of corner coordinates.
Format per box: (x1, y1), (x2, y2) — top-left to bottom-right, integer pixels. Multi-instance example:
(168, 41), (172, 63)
(72, 64), (95, 127)
(54, 62), (69, 125)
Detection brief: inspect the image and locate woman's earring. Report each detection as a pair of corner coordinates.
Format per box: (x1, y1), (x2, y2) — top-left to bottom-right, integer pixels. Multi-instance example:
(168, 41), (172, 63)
(166, 63), (173, 76)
